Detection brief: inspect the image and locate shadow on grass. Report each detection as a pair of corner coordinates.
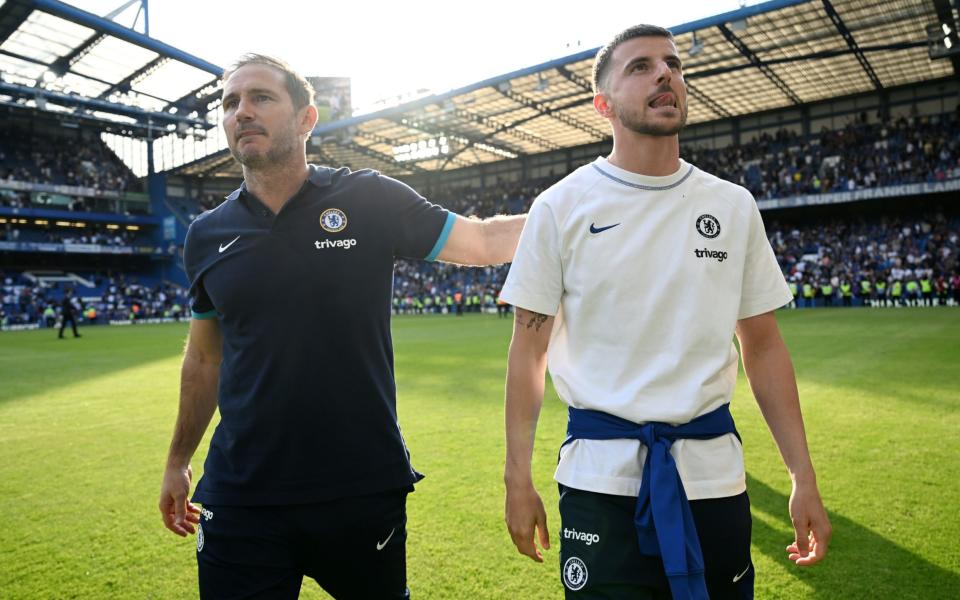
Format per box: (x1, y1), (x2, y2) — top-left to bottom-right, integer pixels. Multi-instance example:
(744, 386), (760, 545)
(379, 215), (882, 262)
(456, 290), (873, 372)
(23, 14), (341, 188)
(747, 474), (959, 598)
(0, 323), (188, 405)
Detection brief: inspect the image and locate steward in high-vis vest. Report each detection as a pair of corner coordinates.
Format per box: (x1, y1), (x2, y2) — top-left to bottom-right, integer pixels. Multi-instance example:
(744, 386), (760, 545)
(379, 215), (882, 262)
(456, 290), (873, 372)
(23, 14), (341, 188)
(820, 282), (834, 307)
(891, 280), (903, 305)
(788, 281), (798, 308)
(905, 279), (920, 306)
(920, 277), (933, 307)
(802, 282), (815, 308)
(840, 281), (853, 307)
(876, 279), (888, 307)
(859, 279), (872, 307)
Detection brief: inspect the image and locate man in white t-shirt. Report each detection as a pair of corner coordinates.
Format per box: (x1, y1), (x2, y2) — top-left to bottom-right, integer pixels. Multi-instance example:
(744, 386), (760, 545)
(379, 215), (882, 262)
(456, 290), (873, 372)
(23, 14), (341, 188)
(501, 25), (831, 599)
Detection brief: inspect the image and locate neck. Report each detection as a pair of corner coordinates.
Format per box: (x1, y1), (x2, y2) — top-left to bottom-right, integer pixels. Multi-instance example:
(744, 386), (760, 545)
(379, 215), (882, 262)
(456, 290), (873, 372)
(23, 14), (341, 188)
(606, 128), (681, 176)
(242, 157), (310, 213)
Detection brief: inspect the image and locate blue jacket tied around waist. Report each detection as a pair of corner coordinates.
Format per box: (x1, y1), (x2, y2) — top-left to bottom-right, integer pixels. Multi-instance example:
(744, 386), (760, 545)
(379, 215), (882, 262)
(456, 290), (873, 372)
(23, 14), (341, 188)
(564, 404), (740, 600)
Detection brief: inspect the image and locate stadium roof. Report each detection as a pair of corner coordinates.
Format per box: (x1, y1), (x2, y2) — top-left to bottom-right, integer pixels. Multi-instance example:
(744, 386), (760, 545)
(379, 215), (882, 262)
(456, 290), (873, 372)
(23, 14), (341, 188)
(174, 0), (959, 179)
(0, 0), (221, 137)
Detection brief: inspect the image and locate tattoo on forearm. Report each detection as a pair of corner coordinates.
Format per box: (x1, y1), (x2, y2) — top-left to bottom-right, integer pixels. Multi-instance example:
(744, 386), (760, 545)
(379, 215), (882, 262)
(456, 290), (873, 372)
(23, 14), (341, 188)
(518, 312), (549, 332)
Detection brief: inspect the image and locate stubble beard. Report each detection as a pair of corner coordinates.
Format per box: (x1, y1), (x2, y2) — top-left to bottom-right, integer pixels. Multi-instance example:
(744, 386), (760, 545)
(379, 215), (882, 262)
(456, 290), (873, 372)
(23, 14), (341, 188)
(231, 124), (301, 170)
(615, 101), (688, 137)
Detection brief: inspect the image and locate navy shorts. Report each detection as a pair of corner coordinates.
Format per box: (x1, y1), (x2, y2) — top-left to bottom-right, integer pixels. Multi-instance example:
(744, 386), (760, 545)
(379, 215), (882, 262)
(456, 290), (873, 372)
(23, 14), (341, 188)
(558, 486), (754, 599)
(196, 487), (411, 599)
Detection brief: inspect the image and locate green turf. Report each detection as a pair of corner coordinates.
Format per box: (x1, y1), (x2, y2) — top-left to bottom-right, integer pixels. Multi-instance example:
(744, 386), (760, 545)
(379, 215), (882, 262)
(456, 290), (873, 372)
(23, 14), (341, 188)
(0, 308), (958, 598)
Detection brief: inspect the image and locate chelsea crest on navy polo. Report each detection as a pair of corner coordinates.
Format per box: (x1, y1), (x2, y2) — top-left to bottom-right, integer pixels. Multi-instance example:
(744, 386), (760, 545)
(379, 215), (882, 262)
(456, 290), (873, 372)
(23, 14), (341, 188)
(182, 164), (455, 506)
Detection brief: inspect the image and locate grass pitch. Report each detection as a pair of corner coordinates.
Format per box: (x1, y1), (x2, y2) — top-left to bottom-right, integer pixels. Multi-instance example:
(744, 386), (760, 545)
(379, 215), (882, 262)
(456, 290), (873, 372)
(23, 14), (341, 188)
(0, 308), (958, 599)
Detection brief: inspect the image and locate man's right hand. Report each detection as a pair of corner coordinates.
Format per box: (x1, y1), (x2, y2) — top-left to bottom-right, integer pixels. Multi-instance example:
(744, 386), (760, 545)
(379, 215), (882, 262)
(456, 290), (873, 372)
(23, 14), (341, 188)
(159, 464), (201, 537)
(505, 480), (550, 562)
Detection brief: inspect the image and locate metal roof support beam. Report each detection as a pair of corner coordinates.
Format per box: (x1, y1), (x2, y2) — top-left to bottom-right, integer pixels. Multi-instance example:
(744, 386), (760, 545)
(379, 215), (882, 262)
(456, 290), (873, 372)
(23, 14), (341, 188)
(496, 87), (608, 139)
(167, 82), (221, 113)
(388, 117), (527, 158)
(556, 66), (594, 92)
(686, 81), (732, 119)
(45, 31), (106, 79)
(0, 80), (208, 128)
(821, 0), (883, 90)
(0, 46), (181, 110)
(0, 99), (164, 137)
(29, 0), (222, 75)
(452, 109), (560, 152)
(338, 141), (426, 174)
(0, 1), (33, 47)
(716, 23), (802, 105)
(99, 55), (167, 99)
(442, 96), (598, 169)
(688, 41), (926, 79)
(351, 130), (474, 168)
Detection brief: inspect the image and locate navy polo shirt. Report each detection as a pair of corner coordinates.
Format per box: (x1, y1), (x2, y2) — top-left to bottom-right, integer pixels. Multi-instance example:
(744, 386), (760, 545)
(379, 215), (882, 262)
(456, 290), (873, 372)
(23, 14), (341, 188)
(183, 165), (455, 506)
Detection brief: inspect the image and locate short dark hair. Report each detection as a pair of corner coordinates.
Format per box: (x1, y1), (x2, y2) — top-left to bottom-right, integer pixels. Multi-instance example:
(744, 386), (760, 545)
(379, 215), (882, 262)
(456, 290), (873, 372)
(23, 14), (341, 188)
(592, 25), (674, 93)
(222, 53), (315, 110)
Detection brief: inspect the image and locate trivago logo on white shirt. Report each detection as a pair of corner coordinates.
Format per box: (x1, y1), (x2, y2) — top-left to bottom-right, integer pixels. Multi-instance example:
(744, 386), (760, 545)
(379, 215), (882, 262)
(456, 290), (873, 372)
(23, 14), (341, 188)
(314, 239), (358, 250)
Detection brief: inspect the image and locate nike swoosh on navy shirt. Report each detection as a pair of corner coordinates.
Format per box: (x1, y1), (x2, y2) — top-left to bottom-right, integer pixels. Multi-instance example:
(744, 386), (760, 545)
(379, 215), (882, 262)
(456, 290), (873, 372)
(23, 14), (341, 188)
(219, 236), (240, 253)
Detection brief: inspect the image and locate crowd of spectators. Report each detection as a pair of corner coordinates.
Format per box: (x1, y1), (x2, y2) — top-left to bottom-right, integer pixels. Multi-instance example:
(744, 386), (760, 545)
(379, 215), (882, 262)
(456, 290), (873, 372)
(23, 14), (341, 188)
(1, 272), (189, 328)
(0, 125), (141, 195)
(685, 112), (960, 200)
(769, 210), (960, 307)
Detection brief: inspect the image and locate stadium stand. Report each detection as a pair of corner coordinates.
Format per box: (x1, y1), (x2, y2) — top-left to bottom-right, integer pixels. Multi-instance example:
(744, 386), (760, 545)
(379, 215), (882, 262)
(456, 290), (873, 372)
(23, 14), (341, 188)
(3, 0), (960, 332)
(1, 124), (143, 195)
(686, 111), (960, 200)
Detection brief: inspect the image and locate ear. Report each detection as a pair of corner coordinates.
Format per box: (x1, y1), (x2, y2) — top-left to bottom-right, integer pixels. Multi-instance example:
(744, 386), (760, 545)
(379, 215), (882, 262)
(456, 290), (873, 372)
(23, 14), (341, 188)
(593, 92), (613, 119)
(300, 104), (319, 137)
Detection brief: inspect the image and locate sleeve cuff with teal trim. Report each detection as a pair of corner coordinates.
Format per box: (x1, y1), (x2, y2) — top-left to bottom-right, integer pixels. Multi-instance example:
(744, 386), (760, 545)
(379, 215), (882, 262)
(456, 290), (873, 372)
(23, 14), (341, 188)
(425, 212), (456, 262)
(192, 309), (218, 320)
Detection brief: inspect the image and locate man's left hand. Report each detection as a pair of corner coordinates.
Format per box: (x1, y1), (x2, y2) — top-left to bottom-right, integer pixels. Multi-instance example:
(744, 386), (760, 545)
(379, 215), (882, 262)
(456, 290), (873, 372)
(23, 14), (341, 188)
(786, 479), (831, 565)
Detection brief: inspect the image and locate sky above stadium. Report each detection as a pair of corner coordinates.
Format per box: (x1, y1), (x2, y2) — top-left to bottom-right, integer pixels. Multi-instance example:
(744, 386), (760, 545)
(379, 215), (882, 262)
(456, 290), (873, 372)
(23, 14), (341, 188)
(66, 0), (758, 113)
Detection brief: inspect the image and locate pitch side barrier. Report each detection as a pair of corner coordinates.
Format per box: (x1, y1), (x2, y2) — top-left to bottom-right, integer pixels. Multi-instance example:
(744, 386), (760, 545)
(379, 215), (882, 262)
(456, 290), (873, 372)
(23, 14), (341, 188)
(0, 179), (129, 199)
(108, 318), (182, 326)
(756, 179), (960, 210)
(0, 241), (170, 255)
(1, 318), (184, 332)
(0, 323), (41, 332)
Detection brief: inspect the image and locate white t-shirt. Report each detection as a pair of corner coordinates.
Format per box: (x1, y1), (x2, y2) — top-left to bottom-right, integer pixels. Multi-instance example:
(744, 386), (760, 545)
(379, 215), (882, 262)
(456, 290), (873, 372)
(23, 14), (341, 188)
(500, 157), (792, 500)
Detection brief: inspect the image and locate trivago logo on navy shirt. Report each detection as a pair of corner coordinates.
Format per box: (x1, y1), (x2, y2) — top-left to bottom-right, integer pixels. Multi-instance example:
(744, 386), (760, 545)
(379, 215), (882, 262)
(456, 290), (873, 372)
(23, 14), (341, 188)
(314, 238), (358, 250)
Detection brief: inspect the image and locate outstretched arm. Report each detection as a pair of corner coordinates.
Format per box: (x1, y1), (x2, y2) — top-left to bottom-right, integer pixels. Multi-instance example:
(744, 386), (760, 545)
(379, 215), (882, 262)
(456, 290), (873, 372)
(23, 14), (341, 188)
(437, 214), (526, 266)
(736, 311), (831, 566)
(504, 307), (555, 562)
(159, 317), (222, 537)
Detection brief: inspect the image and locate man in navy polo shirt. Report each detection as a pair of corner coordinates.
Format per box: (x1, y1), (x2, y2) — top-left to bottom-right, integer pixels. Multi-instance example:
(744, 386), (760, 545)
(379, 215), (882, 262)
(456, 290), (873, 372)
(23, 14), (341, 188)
(158, 54), (524, 599)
